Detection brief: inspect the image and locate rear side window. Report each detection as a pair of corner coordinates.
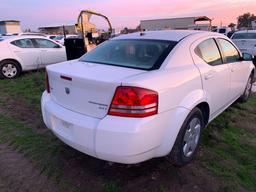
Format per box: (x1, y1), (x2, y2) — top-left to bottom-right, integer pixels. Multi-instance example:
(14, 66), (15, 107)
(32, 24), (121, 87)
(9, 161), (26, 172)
(11, 39), (34, 48)
(232, 33), (256, 39)
(34, 39), (59, 48)
(217, 39), (240, 63)
(195, 39), (222, 66)
(79, 39), (177, 70)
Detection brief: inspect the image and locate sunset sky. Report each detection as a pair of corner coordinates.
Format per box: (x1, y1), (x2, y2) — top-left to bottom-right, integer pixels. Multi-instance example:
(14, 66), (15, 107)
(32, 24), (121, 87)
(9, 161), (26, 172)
(1, 0), (255, 30)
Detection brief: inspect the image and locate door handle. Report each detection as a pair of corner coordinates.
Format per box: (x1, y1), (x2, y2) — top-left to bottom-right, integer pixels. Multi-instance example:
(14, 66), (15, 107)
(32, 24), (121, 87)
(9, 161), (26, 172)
(41, 50), (48, 52)
(13, 51), (21, 53)
(231, 68), (236, 72)
(204, 73), (214, 80)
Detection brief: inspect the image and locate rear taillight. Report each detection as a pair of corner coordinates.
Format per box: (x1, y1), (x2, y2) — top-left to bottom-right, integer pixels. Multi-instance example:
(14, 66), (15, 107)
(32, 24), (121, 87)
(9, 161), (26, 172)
(108, 86), (158, 118)
(45, 70), (50, 93)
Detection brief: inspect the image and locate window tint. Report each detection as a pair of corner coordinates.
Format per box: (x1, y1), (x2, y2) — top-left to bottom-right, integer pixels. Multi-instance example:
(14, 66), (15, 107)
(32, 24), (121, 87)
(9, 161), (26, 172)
(232, 33), (256, 39)
(11, 39), (34, 48)
(195, 39), (222, 66)
(217, 39), (240, 63)
(80, 39), (177, 70)
(34, 39), (59, 48)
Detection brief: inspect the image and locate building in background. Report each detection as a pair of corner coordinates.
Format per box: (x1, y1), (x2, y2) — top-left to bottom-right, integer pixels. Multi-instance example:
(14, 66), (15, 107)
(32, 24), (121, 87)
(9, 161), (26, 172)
(0, 20), (21, 35)
(38, 25), (77, 35)
(140, 16), (212, 31)
(252, 20), (256, 30)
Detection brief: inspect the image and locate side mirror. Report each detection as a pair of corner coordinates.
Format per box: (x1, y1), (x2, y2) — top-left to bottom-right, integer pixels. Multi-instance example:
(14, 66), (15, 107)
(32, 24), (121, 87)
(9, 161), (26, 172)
(242, 53), (253, 61)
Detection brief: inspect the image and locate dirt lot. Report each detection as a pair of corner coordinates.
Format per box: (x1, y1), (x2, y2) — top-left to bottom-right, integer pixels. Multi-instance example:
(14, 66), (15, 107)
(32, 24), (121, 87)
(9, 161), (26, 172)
(0, 71), (255, 192)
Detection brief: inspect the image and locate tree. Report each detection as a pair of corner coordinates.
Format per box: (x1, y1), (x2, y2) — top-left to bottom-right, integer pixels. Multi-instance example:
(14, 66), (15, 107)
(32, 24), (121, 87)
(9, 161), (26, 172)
(228, 23), (236, 28)
(237, 12), (256, 29)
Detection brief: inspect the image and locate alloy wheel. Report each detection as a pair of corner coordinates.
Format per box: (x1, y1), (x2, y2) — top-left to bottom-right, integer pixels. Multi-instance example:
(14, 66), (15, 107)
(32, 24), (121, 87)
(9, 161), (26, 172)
(183, 117), (201, 158)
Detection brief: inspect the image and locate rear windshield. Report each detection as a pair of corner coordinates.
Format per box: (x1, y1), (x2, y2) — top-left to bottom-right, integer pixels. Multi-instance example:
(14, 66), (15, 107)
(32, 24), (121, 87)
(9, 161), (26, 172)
(232, 33), (256, 39)
(79, 39), (177, 70)
(219, 29), (226, 33)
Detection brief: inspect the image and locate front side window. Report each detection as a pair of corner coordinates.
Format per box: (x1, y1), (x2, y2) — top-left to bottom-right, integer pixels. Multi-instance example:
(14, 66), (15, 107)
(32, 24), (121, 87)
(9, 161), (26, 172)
(34, 39), (59, 48)
(195, 38), (222, 66)
(217, 39), (240, 63)
(79, 39), (177, 70)
(11, 39), (34, 48)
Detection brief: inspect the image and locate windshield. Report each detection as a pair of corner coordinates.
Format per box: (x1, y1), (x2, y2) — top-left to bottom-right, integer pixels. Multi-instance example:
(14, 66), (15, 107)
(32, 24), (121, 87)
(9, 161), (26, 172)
(79, 39), (177, 70)
(232, 33), (256, 39)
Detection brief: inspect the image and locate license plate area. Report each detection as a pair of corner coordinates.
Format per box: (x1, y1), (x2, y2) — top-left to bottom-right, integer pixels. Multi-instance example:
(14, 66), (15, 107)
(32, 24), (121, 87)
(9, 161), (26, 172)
(51, 115), (74, 138)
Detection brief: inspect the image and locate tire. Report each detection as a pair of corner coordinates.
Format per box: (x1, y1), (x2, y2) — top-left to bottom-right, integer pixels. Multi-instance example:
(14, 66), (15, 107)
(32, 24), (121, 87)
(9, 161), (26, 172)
(238, 74), (253, 103)
(0, 60), (21, 79)
(169, 107), (205, 167)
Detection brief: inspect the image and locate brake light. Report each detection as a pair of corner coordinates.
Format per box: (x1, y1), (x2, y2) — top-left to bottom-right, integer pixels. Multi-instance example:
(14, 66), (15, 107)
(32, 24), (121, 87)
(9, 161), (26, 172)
(108, 86), (158, 118)
(45, 70), (50, 93)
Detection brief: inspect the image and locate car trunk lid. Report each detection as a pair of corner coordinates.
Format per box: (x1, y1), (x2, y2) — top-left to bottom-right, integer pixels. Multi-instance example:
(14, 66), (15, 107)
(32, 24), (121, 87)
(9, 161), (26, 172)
(47, 60), (145, 119)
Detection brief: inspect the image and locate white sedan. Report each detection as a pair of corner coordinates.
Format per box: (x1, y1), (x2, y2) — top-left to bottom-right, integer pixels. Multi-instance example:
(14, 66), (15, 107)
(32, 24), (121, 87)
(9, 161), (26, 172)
(0, 36), (67, 79)
(41, 30), (255, 166)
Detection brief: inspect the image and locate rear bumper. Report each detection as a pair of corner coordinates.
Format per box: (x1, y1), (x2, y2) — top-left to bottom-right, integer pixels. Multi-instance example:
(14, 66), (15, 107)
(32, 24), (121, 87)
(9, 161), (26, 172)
(41, 91), (187, 164)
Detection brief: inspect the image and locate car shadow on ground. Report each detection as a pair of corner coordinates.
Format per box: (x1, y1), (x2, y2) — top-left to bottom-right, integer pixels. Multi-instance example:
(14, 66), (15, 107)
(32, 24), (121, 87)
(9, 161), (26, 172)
(57, 143), (215, 192)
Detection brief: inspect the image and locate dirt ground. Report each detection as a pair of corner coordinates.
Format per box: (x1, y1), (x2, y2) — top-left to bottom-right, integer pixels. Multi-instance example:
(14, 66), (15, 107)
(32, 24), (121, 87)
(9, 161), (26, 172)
(0, 85), (255, 192)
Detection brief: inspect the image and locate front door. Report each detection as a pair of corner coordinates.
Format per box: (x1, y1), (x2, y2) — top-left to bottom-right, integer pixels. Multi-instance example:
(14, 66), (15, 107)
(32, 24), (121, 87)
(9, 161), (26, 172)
(33, 38), (67, 66)
(216, 38), (249, 101)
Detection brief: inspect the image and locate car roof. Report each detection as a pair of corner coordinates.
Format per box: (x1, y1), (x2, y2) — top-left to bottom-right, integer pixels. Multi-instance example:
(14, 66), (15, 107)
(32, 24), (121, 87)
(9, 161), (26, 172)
(113, 30), (210, 42)
(3, 35), (51, 41)
(234, 30), (256, 34)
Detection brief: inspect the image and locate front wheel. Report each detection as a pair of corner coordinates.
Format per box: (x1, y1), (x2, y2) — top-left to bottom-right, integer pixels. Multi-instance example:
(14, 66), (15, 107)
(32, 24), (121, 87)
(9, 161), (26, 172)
(0, 60), (21, 79)
(169, 108), (204, 167)
(239, 74), (254, 103)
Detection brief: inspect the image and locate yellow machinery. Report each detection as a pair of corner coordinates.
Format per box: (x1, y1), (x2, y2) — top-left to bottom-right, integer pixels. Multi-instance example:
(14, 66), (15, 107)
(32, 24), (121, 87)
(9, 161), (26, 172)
(76, 10), (113, 51)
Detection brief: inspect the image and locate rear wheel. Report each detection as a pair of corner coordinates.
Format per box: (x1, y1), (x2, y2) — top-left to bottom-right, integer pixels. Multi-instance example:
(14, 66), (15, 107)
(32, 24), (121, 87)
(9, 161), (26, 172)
(239, 74), (253, 103)
(169, 108), (204, 167)
(0, 60), (21, 79)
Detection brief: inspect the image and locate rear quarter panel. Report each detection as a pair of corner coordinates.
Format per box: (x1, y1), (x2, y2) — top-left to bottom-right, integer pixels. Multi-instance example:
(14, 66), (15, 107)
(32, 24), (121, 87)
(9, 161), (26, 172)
(0, 41), (16, 62)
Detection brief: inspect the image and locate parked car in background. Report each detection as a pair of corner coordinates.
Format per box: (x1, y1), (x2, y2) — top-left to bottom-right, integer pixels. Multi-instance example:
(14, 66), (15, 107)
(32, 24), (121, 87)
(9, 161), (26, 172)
(213, 27), (231, 36)
(42, 30), (255, 166)
(227, 31), (235, 38)
(0, 36), (67, 79)
(53, 35), (78, 45)
(231, 30), (256, 57)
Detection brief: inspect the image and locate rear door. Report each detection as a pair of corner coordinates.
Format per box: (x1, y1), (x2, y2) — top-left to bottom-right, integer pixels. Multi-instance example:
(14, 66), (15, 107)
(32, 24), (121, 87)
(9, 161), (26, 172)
(191, 38), (231, 116)
(9, 38), (42, 69)
(33, 38), (67, 66)
(216, 38), (249, 101)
